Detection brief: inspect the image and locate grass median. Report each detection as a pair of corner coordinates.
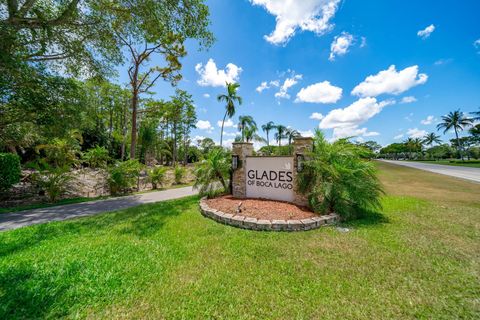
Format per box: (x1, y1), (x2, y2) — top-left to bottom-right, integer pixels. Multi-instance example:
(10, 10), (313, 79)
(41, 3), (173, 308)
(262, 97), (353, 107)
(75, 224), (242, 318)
(0, 162), (479, 319)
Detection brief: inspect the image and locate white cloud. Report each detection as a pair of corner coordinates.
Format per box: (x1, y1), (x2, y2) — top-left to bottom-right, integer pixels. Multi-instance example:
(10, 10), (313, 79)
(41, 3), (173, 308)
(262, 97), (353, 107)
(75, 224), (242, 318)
(256, 81), (269, 93)
(352, 65), (428, 97)
(329, 126), (380, 140)
(420, 115), (435, 125)
(320, 97), (395, 129)
(310, 112), (324, 120)
(434, 58), (453, 66)
(329, 32), (354, 61)
(193, 135), (206, 145)
(250, 0), (341, 45)
(275, 74), (302, 99)
(417, 24), (435, 39)
(360, 36), (367, 48)
(400, 96), (417, 104)
(196, 120), (213, 131)
(203, 93), (210, 98)
(298, 130), (315, 137)
(295, 81), (342, 103)
(256, 80), (280, 93)
(407, 128), (427, 138)
(320, 97), (394, 140)
(394, 134), (404, 140)
(404, 112), (414, 122)
(474, 39), (480, 53)
(223, 131), (238, 137)
(217, 118), (235, 128)
(195, 59), (242, 87)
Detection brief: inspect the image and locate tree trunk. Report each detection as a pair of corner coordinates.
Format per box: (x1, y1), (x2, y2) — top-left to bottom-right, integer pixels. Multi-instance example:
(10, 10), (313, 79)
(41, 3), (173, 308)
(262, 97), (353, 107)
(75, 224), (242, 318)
(220, 111), (227, 147)
(130, 91), (138, 159)
(183, 131), (188, 166)
(455, 128), (463, 160)
(266, 131), (269, 146)
(120, 100), (128, 160)
(172, 121), (177, 166)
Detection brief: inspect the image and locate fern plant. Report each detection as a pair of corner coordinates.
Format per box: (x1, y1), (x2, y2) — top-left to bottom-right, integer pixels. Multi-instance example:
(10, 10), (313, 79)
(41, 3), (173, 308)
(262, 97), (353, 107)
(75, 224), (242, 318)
(148, 166), (168, 189)
(297, 130), (384, 220)
(82, 146), (110, 168)
(173, 166), (186, 185)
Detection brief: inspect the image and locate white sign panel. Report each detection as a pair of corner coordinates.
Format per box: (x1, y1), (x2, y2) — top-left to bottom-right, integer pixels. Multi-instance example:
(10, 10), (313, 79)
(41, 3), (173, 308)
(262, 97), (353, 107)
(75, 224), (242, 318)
(245, 157), (294, 202)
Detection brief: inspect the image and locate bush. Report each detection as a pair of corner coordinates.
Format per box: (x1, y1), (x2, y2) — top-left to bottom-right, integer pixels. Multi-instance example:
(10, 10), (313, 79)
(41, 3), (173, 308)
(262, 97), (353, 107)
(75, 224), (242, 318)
(108, 160), (143, 195)
(194, 148), (230, 197)
(174, 166), (186, 185)
(0, 153), (21, 192)
(82, 146), (110, 168)
(32, 165), (72, 202)
(148, 166), (168, 189)
(297, 130), (384, 220)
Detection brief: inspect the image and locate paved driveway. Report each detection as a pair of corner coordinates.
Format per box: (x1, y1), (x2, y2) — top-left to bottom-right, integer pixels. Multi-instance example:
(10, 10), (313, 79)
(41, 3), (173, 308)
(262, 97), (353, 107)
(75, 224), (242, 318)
(380, 160), (480, 183)
(0, 186), (197, 232)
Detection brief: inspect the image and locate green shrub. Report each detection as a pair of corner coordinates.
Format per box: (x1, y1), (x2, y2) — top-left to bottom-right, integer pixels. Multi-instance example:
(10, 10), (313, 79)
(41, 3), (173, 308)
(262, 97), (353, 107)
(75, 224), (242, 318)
(148, 166), (168, 189)
(82, 146), (110, 168)
(108, 160), (143, 195)
(297, 130), (384, 220)
(32, 165), (72, 202)
(173, 166), (186, 185)
(0, 153), (21, 192)
(194, 148), (230, 197)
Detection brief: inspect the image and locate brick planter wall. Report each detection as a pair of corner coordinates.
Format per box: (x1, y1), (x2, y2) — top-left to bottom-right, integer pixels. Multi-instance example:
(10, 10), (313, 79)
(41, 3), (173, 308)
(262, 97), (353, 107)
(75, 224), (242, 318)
(199, 198), (339, 232)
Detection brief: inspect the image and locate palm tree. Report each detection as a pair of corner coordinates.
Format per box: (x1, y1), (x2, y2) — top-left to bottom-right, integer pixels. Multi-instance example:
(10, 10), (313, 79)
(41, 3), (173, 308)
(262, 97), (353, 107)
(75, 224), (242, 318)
(437, 110), (474, 159)
(217, 82), (242, 147)
(285, 128), (300, 145)
(261, 121), (276, 146)
(194, 148), (231, 196)
(274, 124), (287, 147)
(471, 107), (480, 121)
(237, 115), (257, 142)
(297, 130), (384, 219)
(244, 126), (267, 143)
(403, 137), (423, 159)
(422, 132), (442, 147)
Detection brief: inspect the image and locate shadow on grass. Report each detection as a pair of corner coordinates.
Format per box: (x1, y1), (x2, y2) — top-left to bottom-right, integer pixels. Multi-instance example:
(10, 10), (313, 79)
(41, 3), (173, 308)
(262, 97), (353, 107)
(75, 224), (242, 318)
(0, 264), (71, 319)
(0, 196), (198, 258)
(342, 208), (390, 229)
(0, 196), (199, 319)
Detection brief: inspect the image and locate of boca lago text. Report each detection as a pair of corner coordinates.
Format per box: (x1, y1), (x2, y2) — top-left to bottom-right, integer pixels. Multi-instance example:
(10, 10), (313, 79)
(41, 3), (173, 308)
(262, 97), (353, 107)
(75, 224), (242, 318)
(246, 170), (293, 189)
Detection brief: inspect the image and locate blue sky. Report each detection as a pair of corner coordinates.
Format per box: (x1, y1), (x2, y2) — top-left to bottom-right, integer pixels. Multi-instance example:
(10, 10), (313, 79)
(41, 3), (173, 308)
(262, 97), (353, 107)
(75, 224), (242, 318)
(119, 0), (480, 147)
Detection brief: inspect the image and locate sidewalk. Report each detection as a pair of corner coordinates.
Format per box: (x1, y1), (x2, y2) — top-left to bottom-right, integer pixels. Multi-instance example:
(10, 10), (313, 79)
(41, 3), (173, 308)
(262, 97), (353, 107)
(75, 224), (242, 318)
(0, 186), (197, 232)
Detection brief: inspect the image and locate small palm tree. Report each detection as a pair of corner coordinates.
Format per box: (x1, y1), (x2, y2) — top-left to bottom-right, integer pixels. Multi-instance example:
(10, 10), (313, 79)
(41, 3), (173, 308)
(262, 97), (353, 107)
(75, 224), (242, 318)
(274, 124), (287, 147)
(244, 126), (267, 143)
(261, 121), (276, 146)
(437, 110), (474, 159)
(217, 82), (242, 147)
(285, 128), (300, 145)
(237, 115), (257, 142)
(194, 148), (231, 197)
(422, 132), (442, 147)
(471, 107), (480, 121)
(297, 130), (384, 219)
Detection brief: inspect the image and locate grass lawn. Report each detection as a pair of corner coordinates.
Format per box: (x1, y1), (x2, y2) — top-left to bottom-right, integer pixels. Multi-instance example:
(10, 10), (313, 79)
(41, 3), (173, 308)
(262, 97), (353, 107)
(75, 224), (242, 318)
(1, 162), (479, 319)
(407, 160), (480, 168)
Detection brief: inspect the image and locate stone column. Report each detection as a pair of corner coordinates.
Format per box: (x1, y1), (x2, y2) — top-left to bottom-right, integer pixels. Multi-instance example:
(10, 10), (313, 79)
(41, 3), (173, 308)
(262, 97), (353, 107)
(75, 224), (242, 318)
(231, 142), (253, 198)
(292, 137), (314, 206)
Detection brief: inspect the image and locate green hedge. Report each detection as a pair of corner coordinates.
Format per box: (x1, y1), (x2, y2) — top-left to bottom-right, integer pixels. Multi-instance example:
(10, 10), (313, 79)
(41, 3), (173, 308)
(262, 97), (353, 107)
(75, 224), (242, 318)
(0, 153), (21, 191)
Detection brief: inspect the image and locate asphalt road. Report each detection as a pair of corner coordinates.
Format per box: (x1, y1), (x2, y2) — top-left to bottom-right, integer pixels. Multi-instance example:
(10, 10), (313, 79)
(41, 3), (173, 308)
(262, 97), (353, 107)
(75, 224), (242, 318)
(0, 186), (197, 232)
(380, 160), (480, 183)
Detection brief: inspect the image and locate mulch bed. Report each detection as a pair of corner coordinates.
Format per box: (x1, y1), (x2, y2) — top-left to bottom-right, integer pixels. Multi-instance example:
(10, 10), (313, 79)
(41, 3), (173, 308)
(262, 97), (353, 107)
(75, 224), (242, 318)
(205, 195), (319, 220)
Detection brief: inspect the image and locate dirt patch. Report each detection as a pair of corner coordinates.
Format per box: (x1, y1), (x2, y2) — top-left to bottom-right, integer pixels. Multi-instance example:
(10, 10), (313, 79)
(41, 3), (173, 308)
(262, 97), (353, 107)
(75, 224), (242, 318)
(205, 195), (319, 220)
